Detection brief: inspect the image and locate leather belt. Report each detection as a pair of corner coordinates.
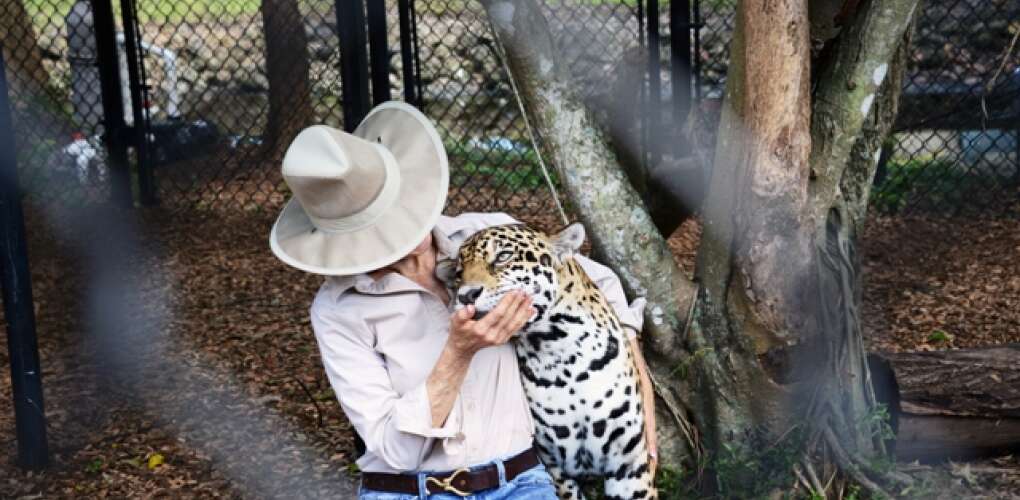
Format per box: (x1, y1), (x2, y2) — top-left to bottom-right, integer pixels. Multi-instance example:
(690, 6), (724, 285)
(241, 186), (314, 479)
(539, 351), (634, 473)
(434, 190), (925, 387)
(361, 447), (540, 497)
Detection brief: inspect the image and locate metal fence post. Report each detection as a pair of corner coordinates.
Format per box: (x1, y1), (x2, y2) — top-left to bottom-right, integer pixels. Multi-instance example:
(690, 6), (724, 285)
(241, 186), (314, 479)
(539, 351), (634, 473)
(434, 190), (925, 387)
(0, 50), (49, 471)
(119, 0), (157, 206)
(645, 0), (661, 169)
(337, 0), (371, 131)
(366, 0), (391, 106)
(91, 0), (133, 208)
(397, 0), (419, 106)
(670, 0), (692, 134)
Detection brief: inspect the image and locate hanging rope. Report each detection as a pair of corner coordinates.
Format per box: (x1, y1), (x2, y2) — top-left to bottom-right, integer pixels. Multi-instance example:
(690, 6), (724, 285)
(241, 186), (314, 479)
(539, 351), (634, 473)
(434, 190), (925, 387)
(484, 20), (570, 227)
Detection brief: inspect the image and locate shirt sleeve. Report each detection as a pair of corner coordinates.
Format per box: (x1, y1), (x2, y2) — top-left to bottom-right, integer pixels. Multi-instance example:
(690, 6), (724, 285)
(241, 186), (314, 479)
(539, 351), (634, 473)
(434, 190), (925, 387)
(573, 254), (646, 339)
(309, 294), (465, 471)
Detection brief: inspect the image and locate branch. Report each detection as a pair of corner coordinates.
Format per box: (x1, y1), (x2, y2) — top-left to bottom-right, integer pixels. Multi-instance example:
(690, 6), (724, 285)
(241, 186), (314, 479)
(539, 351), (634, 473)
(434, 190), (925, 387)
(808, 0), (919, 219)
(480, 0), (697, 362)
(840, 21), (914, 231)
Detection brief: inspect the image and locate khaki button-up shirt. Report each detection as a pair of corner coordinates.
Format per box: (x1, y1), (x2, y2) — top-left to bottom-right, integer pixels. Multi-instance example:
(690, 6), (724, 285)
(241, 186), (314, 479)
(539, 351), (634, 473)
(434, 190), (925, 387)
(309, 212), (645, 474)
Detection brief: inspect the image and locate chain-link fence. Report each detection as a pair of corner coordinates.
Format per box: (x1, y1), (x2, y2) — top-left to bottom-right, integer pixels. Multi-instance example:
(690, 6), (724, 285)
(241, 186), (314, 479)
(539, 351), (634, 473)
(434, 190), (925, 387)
(1, 0), (112, 205)
(693, 0), (1020, 215)
(412, 0), (647, 216)
(878, 1), (1020, 214)
(3, 0), (650, 217)
(2, 0), (1018, 216)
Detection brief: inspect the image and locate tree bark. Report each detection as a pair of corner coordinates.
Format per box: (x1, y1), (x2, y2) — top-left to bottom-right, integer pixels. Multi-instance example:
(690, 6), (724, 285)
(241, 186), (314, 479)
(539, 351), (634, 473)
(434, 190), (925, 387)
(481, 0), (920, 495)
(807, 1), (917, 463)
(0, 0), (73, 137)
(691, 0), (816, 461)
(260, 0), (314, 156)
(870, 346), (1020, 462)
(479, 0), (701, 468)
(594, 47), (711, 237)
(0, 0), (56, 98)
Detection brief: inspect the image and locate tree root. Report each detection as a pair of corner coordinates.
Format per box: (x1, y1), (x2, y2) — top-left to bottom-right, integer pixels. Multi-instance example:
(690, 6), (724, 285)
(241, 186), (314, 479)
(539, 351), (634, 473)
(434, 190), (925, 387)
(823, 425), (895, 498)
(649, 373), (703, 473)
(799, 458), (826, 494)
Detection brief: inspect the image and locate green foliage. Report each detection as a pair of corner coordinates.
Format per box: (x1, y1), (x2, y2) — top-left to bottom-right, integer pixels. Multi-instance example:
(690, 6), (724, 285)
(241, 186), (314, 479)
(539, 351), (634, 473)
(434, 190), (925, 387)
(656, 464), (699, 499)
(446, 140), (557, 191)
(25, 0), (262, 26)
(712, 426), (807, 499)
(84, 457), (105, 474)
(344, 462), (360, 477)
(670, 347), (714, 380)
(927, 329), (951, 343)
(871, 154), (1011, 214)
(844, 483), (862, 500)
(861, 403), (895, 444)
(871, 156), (953, 212)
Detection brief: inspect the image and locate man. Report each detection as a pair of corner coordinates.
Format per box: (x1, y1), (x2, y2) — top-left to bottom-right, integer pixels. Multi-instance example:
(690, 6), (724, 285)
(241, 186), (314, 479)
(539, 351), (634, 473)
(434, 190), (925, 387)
(269, 101), (655, 499)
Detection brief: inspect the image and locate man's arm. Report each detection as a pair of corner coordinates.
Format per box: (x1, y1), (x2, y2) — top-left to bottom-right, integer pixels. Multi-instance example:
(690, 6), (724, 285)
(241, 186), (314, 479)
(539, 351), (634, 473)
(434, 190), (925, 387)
(311, 289), (531, 472)
(628, 332), (658, 473)
(427, 291), (533, 427)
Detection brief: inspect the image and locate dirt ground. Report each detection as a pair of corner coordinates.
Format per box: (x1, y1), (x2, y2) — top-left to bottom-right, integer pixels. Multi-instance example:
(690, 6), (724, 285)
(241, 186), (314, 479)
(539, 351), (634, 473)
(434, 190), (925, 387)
(1, 205), (1019, 498)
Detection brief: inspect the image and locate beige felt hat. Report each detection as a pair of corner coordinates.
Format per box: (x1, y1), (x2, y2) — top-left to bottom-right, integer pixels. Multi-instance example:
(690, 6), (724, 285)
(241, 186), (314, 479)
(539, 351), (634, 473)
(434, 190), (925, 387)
(269, 101), (449, 275)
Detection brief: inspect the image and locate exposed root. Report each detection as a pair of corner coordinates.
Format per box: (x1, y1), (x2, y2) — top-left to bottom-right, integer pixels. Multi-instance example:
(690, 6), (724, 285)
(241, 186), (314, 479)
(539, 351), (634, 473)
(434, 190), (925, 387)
(793, 464), (817, 495)
(800, 457), (826, 494)
(823, 426), (892, 498)
(649, 373), (703, 474)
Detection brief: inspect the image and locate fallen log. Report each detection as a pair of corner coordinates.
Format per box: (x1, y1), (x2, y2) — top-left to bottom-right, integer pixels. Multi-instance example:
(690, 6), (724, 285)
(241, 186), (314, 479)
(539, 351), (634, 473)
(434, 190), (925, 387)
(869, 344), (1020, 463)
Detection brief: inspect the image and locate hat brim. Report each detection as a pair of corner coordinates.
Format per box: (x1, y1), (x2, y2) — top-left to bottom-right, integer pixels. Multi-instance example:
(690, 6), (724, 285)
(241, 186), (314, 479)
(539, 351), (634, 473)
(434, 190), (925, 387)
(269, 102), (449, 275)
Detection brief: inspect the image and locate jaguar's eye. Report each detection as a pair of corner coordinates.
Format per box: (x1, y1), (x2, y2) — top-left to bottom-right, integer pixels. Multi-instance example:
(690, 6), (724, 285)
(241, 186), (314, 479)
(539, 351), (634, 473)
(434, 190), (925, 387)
(494, 250), (514, 265)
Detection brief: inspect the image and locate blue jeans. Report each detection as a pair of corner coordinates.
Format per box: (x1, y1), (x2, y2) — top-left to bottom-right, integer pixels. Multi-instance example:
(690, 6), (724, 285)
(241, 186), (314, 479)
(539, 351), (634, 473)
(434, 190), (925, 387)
(358, 462), (557, 499)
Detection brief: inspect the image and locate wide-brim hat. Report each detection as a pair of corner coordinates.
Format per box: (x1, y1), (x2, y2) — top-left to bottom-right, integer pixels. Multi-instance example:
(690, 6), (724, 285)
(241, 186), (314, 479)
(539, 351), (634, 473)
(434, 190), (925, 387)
(269, 101), (449, 275)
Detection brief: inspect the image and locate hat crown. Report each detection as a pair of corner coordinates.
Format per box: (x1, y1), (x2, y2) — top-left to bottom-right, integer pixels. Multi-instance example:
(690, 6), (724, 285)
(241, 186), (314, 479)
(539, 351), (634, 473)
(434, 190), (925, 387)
(270, 101), (450, 276)
(282, 125), (389, 221)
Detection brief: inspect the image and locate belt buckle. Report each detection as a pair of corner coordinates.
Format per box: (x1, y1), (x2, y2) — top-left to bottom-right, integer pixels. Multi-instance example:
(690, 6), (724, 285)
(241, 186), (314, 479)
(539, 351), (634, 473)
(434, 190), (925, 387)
(425, 467), (471, 497)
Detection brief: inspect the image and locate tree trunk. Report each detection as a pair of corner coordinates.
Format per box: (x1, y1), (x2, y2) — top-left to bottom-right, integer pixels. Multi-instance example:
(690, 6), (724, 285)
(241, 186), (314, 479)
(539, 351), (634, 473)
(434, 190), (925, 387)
(481, 0), (920, 496)
(0, 0), (56, 98)
(0, 0), (73, 137)
(480, 0), (702, 469)
(260, 0), (314, 156)
(592, 45), (707, 237)
(870, 346), (1020, 462)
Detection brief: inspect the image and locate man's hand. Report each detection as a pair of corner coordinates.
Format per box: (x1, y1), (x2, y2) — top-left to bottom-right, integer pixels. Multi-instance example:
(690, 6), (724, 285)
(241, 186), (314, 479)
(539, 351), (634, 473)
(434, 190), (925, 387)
(427, 291), (534, 427)
(447, 291), (534, 356)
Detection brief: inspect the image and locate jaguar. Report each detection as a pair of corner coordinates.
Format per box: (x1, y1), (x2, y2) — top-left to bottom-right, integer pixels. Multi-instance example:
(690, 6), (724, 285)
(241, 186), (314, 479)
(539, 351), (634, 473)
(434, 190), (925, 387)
(439, 223), (656, 500)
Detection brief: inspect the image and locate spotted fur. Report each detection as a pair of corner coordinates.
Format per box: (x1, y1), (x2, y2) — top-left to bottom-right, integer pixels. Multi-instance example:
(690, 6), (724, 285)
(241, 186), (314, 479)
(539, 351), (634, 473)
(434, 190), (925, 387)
(439, 223), (656, 500)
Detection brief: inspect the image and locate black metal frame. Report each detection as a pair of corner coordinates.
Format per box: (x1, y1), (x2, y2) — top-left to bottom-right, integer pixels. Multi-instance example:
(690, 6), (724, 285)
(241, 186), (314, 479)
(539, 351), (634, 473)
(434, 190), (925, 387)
(0, 50), (49, 471)
(91, 0), (133, 208)
(397, 0), (421, 106)
(366, 0), (392, 107)
(642, 0), (702, 168)
(119, 0), (157, 206)
(338, 0), (372, 131)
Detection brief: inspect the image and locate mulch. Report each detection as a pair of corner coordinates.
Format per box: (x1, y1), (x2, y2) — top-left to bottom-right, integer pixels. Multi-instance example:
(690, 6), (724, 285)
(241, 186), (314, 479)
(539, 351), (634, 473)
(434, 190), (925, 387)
(861, 215), (1020, 352)
(1, 204), (1018, 498)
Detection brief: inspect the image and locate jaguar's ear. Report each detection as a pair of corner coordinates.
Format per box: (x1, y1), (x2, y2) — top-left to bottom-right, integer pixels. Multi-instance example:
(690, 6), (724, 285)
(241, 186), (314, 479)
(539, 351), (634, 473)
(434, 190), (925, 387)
(550, 222), (585, 263)
(435, 258), (458, 285)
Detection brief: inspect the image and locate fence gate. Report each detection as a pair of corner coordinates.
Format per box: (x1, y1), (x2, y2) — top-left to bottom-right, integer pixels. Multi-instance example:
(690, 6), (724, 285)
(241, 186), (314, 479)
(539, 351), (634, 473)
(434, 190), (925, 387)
(5, 0), (706, 214)
(357, 0), (706, 217)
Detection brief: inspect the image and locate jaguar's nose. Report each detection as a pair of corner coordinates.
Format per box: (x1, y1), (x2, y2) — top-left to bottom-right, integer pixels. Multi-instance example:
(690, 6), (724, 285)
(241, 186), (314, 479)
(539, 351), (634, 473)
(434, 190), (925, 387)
(458, 286), (483, 305)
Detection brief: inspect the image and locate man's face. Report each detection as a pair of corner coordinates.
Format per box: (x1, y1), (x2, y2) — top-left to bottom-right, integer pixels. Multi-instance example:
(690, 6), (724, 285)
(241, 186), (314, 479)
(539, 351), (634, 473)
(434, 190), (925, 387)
(407, 233), (433, 257)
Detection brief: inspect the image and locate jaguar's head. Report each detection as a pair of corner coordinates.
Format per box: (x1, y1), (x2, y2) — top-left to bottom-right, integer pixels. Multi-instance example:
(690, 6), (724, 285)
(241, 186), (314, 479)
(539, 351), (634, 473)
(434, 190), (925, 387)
(437, 223), (585, 319)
